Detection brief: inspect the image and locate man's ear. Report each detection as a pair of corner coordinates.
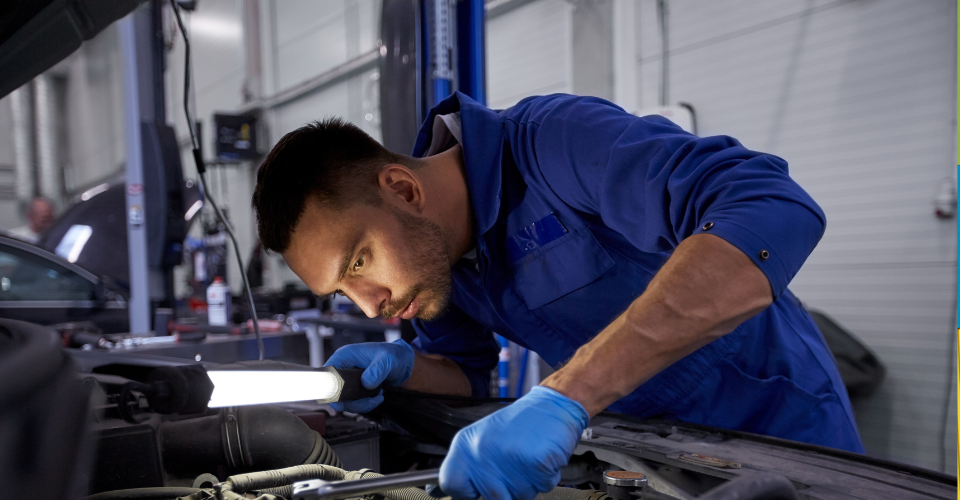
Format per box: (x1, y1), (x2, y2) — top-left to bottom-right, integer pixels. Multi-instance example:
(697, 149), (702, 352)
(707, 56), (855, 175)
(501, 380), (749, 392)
(378, 164), (425, 213)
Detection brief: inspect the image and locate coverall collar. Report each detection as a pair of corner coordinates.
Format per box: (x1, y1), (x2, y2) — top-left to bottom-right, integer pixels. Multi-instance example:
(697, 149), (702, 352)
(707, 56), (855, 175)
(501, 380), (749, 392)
(412, 92), (503, 237)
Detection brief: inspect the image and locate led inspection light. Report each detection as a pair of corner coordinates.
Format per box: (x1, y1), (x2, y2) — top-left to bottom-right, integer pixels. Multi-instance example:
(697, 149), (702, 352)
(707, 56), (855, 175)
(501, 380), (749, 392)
(207, 368), (360, 407)
(122, 364), (377, 417)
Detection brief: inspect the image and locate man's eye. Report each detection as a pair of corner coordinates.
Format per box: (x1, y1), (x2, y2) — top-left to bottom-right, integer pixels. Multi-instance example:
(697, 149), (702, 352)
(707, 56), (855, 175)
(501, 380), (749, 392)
(352, 254), (365, 272)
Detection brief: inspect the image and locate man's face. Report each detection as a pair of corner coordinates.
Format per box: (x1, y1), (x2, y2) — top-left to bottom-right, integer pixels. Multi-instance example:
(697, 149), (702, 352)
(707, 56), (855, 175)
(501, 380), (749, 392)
(28, 199), (54, 234)
(283, 199), (453, 321)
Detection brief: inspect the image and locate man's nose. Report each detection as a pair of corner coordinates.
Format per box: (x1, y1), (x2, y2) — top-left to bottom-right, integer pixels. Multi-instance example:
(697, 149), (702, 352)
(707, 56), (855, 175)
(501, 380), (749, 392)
(347, 281), (389, 318)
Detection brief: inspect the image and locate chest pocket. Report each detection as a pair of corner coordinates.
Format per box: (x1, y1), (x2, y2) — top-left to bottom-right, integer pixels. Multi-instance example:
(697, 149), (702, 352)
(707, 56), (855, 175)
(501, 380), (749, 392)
(509, 225), (615, 309)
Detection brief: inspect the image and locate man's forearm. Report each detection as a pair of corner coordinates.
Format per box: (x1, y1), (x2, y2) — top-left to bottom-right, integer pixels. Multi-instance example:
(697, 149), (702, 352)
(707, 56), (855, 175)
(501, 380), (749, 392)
(401, 351), (472, 396)
(541, 233), (773, 416)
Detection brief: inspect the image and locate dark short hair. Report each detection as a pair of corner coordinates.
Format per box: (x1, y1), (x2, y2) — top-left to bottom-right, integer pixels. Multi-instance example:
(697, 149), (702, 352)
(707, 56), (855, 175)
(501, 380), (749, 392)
(252, 118), (413, 252)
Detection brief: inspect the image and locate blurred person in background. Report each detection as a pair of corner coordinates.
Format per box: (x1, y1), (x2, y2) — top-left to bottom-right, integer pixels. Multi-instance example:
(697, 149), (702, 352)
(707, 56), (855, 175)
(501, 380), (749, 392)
(8, 197), (55, 244)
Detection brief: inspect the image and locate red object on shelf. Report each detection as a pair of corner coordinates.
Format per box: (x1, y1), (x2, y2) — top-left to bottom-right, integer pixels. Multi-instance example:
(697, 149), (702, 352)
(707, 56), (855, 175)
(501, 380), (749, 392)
(188, 296), (208, 312)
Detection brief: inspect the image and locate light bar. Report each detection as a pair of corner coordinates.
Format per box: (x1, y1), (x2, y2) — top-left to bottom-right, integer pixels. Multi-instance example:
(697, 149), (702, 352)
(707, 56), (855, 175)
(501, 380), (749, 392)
(207, 369), (343, 408)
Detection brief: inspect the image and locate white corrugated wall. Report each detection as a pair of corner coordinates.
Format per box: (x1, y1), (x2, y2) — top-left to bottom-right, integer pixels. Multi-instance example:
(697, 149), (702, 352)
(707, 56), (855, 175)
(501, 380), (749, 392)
(631, 0), (957, 472)
(487, 0), (573, 108)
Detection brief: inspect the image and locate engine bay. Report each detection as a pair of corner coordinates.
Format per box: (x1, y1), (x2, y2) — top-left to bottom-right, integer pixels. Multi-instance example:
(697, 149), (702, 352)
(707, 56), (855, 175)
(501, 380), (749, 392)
(1, 319), (954, 500)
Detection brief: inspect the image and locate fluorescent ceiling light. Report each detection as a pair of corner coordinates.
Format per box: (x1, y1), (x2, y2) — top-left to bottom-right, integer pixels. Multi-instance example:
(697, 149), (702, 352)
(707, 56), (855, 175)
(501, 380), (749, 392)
(185, 199), (203, 221)
(189, 15), (241, 41)
(80, 183), (110, 201)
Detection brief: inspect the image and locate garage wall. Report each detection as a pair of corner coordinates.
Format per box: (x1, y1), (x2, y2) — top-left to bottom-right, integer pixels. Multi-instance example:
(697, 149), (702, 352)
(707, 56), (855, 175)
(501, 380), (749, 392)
(632, 0), (957, 472)
(0, 97), (20, 229)
(164, 0), (381, 292)
(0, 22), (126, 231)
(487, 0), (573, 109)
(61, 24), (127, 194)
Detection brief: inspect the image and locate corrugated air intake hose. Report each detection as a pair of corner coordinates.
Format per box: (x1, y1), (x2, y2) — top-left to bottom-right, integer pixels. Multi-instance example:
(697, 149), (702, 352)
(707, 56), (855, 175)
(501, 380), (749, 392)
(159, 405), (341, 478)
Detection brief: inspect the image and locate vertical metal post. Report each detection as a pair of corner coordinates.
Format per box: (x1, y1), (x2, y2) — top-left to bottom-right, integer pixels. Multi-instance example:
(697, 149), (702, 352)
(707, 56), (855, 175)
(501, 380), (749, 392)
(427, 0), (454, 106)
(120, 13), (152, 335)
(657, 0), (669, 106)
(34, 75), (62, 207)
(497, 334), (510, 397)
(10, 86), (35, 204)
(456, 0), (486, 105)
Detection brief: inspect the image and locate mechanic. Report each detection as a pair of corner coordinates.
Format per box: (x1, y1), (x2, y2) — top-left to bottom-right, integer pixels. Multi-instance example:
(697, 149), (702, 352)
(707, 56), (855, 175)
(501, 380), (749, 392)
(252, 93), (864, 500)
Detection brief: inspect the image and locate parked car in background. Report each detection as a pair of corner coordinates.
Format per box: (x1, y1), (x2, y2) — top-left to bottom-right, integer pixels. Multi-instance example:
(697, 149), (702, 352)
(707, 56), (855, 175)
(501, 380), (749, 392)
(0, 234), (128, 332)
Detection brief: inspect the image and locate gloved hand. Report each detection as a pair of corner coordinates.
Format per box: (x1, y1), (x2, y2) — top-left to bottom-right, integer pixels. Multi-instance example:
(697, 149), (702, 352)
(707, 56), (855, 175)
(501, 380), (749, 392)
(323, 339), (415, 413)
(440, 386), (589, 500)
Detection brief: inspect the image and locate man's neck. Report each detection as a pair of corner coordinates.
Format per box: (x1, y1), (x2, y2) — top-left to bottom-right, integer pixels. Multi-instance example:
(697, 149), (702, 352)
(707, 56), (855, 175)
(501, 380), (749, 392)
(419, 144), (475, 264)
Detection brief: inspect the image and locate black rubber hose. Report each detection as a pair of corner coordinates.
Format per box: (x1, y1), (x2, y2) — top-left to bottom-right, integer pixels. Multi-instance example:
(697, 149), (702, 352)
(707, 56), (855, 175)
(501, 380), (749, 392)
(81, 487), (201, 500)
(231, 406), (342, 469)
(698, 472), (799, 500)
(310, 430), (343, 468)
(160, 405), (341, 475)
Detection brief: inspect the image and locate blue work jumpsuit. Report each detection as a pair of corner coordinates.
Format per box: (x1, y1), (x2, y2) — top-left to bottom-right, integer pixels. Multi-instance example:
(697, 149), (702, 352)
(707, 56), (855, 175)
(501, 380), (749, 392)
(409, 92), (864, 453)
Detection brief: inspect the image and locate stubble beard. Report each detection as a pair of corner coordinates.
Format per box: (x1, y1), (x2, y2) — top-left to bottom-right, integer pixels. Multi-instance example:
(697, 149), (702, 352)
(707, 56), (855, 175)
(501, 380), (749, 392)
(380, 208), (453, 321)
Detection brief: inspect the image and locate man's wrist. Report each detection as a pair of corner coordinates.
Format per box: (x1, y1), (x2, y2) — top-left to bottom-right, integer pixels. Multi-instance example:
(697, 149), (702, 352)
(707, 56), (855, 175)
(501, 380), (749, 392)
(540, 375), (605, 417)
(527, 386), (589, 429)
(401, 350), (472, 396)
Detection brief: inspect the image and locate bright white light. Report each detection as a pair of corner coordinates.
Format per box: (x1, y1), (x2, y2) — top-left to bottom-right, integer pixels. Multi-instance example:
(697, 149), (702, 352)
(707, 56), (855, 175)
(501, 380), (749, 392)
(207, 370), (341, 408)
(55, 225), (93, 263)
(189, 15), (242, 41)
(184, 200), (203, 221)
(80, 183), (110, 201)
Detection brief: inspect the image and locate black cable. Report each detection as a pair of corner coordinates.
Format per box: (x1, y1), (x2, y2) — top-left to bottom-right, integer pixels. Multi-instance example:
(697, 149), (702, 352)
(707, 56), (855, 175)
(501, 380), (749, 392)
(168, 0), (263, 360)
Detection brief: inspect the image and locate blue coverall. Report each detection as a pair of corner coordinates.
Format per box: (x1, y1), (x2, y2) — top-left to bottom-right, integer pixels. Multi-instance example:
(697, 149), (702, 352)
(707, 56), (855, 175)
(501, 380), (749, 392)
(409, 92), (864, 453)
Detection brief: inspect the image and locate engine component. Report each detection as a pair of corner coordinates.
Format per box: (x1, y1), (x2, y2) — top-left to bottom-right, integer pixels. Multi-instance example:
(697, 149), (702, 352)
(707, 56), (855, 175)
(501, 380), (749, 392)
(160, 405), (342, 476)
(174, 464), (347, 500)
(0, 319), (91, 499)
(92, 423), (164, 493)
(602, 470), (647, 500)
(292, 468), (441, 500)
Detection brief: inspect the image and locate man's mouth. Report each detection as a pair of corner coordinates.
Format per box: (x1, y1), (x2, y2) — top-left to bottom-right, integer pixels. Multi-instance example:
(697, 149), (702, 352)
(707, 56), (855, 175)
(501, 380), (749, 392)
(398, 296), (419, 320)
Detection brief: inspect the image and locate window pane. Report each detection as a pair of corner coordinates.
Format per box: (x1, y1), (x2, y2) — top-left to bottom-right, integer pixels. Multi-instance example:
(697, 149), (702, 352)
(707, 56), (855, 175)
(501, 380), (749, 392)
(0, 245), (96, 301)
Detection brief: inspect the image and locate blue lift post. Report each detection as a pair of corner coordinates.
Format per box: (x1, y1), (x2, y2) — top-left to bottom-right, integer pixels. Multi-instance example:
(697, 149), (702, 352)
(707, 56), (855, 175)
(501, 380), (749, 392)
(456, 0), (486, 105)
(422, 0), (485, 107)
(423, 0), (453, 108)
(422, 0), (493, 391)
(498, 335), (510, 397)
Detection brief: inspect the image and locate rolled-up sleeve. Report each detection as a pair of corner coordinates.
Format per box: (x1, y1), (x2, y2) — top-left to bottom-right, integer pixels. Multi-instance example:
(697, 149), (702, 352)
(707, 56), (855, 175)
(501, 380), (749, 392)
(411, 303), (500, 397)
(509, 94), (825, 298)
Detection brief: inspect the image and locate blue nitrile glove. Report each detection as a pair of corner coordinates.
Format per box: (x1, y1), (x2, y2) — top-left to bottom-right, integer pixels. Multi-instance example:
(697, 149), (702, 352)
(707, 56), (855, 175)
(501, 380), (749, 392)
(323, 339), (415, 413)
(440, 386), (589, 500)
